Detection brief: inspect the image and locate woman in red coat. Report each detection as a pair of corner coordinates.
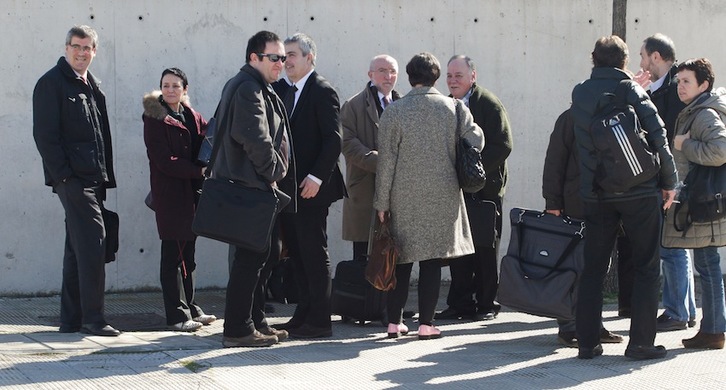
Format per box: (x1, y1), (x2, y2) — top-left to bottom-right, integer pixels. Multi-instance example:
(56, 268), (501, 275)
(143, 68), (215, 331)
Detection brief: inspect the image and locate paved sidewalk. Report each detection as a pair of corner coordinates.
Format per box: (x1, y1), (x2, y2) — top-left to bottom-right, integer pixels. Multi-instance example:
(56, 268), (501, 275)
(0, 289), (724, 389)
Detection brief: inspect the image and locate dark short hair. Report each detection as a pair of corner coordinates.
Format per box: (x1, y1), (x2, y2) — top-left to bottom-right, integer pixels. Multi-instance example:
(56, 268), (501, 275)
(643, 33), (676, 63)
(65, 25), (98, 48)
(160, 68), (188, 88)
(591, 35), (628, 69)
(677, 58), (715, 93)
(406, 52), (440, 87)
(245, 31), (281, 64)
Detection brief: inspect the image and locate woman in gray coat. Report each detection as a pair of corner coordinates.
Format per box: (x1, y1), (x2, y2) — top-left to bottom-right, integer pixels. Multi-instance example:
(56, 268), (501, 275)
(374, 53), (484, 340)
(664, 58), (726, 349)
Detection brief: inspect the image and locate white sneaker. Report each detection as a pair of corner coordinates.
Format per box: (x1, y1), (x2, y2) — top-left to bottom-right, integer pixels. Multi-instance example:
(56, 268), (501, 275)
(193, 314), (217, 325)
(172, 320), (203, 332)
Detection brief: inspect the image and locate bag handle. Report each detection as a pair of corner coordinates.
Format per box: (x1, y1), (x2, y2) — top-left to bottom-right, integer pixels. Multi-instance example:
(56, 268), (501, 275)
(515, 209), (584, 279)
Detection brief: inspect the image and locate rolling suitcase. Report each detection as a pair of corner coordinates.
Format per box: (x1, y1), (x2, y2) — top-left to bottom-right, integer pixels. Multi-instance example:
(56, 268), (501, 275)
(331, 257), (387, 326)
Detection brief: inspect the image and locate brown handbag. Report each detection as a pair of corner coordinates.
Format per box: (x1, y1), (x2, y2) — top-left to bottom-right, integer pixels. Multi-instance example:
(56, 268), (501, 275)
(365, 215), (399, 291)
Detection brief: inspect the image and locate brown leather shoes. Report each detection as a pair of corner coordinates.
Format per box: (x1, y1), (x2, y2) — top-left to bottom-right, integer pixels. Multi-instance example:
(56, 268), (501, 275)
(258, 326), (289, 342)
(223, 330), (278, 348)
(682, 331), (725, 349)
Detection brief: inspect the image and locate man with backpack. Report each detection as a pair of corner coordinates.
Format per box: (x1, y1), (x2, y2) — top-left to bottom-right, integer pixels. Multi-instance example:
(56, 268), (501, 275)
(570, 35), (678, 360)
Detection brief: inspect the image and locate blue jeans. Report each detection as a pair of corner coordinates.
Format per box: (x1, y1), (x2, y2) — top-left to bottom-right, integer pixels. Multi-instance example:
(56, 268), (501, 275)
(692, 247), (726, 333)
(660, 247), (697, 322)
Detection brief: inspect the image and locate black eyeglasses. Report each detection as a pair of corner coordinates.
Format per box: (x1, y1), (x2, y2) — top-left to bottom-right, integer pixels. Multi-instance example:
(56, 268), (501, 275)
(257, 53), (286, 63)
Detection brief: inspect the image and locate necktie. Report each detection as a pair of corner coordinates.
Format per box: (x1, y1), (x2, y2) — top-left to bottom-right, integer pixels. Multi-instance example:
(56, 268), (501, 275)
(284, 84), (298, 116)
(382, 96), (390, 109)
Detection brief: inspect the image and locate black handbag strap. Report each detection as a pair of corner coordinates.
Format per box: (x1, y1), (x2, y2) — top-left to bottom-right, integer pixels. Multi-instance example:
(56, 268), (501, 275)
(515, 210), (584, 278)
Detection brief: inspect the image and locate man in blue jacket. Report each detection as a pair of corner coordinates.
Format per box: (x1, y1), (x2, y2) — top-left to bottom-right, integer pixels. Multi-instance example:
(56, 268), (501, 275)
(33, 25), (119, 337)
(570, 35), (677, 360)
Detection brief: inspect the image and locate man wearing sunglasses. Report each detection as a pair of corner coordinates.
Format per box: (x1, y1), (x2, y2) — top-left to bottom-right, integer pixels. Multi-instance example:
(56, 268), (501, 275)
(213, 30), (294, 348)
(273, 33), (346, 339)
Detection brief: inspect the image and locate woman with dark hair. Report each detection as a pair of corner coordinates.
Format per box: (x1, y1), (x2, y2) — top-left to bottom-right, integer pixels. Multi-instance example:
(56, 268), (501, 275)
(374, 52), (484, 340)
(663, 58), (726, 349)
(143, 68), (216, 331)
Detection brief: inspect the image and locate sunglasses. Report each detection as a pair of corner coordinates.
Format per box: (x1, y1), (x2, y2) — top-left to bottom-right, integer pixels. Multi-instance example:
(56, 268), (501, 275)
(257, 53), (286, 63)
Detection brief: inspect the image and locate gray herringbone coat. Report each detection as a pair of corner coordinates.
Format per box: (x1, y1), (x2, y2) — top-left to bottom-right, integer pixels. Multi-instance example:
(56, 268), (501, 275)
(374, 86), (485, 263)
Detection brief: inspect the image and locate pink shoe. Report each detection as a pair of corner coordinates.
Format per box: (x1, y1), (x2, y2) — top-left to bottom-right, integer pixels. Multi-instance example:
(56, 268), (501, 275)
(418, 324), (442, 340)
(387, 323), (410, 338)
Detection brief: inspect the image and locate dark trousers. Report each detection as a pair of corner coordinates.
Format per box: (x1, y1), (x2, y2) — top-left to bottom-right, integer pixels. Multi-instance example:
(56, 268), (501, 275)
(55, 179), (107, 327)
(387, 258), (442, 325)
(280, 207), (332, 328)
(446, 197), (502, 313)
(616, 235), (634, 311)
(160, 239), (204, 325)
(353, 241), (369, 261)
(252, 219), (282, 330)
(576, 197), (661, 349)
(223, 242), (270, 338)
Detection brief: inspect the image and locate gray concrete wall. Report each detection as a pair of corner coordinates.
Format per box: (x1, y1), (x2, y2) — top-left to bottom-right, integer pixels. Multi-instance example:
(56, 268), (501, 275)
(2, 0), (725, 295)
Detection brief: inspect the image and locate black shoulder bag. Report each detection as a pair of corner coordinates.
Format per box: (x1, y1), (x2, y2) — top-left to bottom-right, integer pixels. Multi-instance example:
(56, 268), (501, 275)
(192, 89), (284, 253)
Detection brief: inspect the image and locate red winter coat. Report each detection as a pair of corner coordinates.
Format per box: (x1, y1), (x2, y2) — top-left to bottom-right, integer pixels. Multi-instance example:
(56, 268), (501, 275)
(142, 91), (207, 240)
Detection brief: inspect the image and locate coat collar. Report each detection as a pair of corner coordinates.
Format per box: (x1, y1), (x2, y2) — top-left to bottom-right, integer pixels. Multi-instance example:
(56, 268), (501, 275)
(406, 85), (442, 97)
(142, 90), (192, 121)
(57, 56), (101, 88)
(590, 67), (630, 81)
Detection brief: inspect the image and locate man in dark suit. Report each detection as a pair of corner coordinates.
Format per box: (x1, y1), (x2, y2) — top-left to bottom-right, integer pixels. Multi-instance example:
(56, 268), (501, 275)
(637, 33), (694, 332)
(33, 25), (120, 337)
(272, 33), (346, 338)
(436, 55), (513, 322)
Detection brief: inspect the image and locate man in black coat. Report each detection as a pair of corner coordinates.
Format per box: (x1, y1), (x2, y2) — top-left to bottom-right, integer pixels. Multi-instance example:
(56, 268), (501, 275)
(638, 33), (695, 332)
(272, 33), (347, 339)
(213, 30), (292, 348)
(437, 55), (513, 322)
(571, 35), (677, 360)
(33, 25), (119, 337)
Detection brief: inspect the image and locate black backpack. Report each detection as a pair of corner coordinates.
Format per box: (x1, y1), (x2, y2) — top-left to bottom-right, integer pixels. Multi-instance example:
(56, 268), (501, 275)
(589, 80), (660, 194)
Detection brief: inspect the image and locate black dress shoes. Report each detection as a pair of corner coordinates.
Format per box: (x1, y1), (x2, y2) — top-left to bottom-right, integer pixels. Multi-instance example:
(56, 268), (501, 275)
(577, 344), (603, 359)
(625, 345), (667, 360)
(81, 323), (121, 337)
(434, 308), (473, 320)
(656, 314), (687, 332)
(288, 324), (332, 339)
(59, 324), (81, 333)
(274, 320), (303, 331)
(472, 310), (497, 321)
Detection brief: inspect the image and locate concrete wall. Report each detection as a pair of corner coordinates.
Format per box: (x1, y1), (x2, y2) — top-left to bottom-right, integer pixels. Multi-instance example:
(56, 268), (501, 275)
(2, 0), (725, 295)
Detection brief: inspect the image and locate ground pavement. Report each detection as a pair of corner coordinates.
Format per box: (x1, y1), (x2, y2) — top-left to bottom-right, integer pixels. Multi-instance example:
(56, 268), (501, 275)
(0, 287), (724, 389)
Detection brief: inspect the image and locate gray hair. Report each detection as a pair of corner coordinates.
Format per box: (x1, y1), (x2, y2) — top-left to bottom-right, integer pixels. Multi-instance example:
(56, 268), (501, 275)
(65, 25), (99, 48)
(448, 55), (476, 72)
(285, 33), (317, 66)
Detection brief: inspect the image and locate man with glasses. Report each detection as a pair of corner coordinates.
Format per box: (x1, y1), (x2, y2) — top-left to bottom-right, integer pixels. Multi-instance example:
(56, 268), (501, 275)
(341, 54), (401, 260)
(213, 30), (293, 348)
(33, 25), (119, 337)
(273, 33), (346, 339)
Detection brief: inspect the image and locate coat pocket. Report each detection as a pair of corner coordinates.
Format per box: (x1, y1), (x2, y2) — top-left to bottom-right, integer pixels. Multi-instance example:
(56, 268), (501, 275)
(67, 141), (100, 175)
